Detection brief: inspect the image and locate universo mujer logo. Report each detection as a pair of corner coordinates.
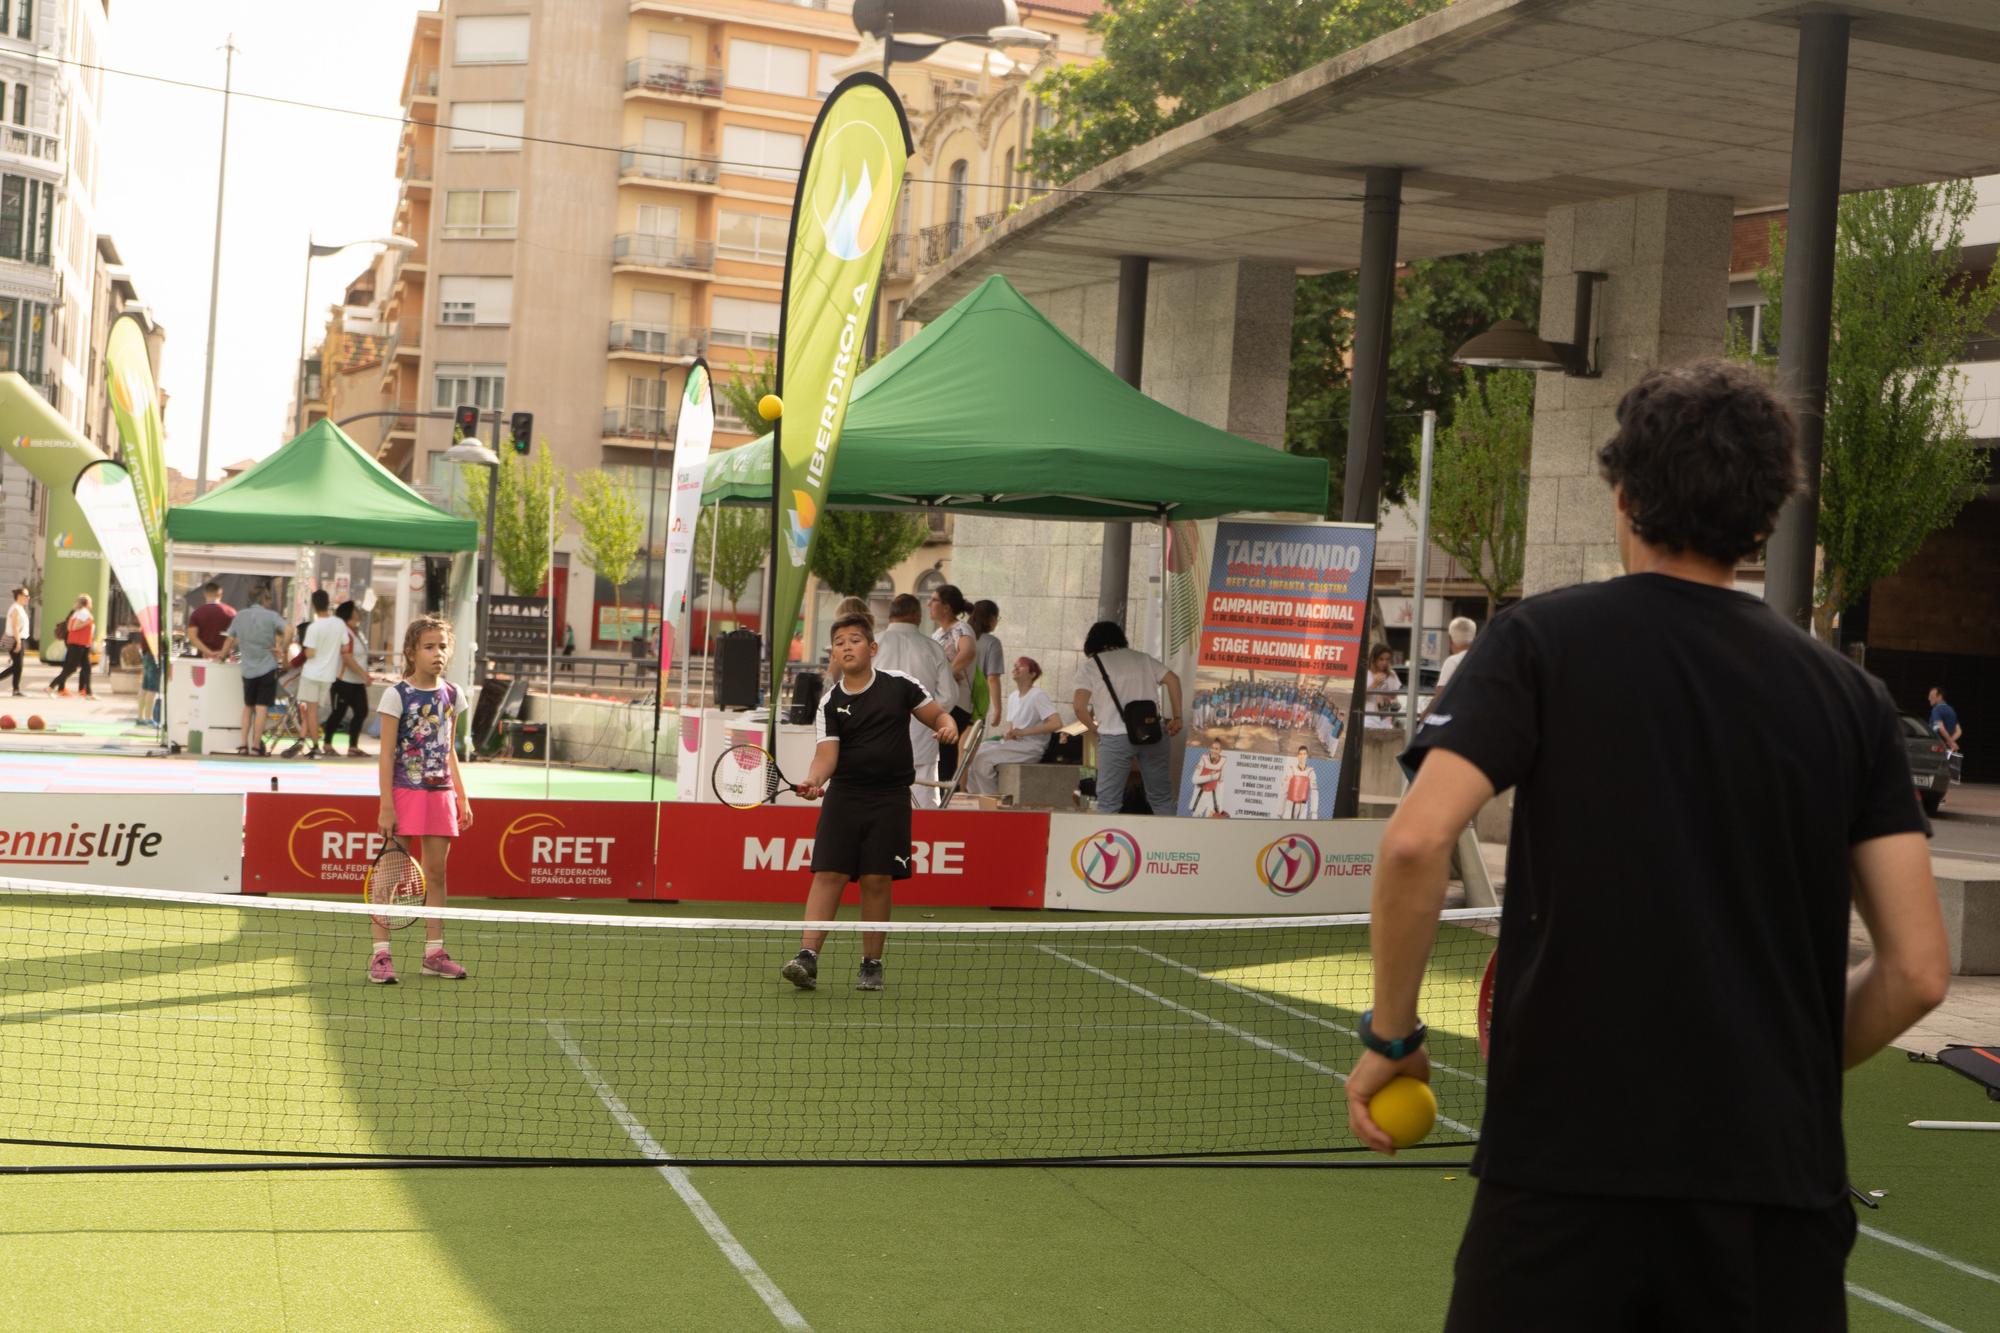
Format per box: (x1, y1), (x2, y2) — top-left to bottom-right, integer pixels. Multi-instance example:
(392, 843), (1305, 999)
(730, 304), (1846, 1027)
(1071, 829), (1140, 893)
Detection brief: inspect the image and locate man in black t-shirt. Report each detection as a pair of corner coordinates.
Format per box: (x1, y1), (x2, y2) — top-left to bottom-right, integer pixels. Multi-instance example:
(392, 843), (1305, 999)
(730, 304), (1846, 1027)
(1345, 362), (1951, 1331)
(781, 612), (957, 993)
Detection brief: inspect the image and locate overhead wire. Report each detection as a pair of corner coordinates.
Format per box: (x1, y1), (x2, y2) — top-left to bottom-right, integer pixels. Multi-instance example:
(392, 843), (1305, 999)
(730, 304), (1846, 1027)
(44, 48), (1372, 205)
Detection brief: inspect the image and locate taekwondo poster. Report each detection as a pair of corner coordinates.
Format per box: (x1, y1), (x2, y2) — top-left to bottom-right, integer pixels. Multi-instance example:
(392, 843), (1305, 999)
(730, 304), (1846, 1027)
(1178, 519), (1376, 820)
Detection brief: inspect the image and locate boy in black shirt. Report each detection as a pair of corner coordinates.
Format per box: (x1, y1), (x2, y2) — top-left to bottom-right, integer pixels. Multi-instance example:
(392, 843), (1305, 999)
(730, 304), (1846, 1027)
(782, 612), (957, 992)
(1346, 361), (1951, 1330)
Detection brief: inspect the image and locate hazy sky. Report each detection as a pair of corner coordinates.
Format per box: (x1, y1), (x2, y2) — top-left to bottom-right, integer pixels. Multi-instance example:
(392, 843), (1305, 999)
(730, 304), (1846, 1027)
(99, 0), (431, 479)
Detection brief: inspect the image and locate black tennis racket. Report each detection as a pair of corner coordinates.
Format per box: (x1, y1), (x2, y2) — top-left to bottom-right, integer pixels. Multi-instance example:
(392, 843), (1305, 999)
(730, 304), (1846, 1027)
(712, 743), (809, 809)
(364, 832), (426, 930)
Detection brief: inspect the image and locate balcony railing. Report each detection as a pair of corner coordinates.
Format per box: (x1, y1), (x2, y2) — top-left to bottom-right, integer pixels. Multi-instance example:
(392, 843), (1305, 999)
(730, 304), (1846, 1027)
(0, 126), (59, 164)
(918, 221), (976, 269)
(882, 233), (914, 280)
(624, 59), (724, 98)
(608, 322), (707, 358)
(618, 146), (722, 186)
(384, 323), (421, 364)
(402, 149), (433, 182)
(407, 66), (439, 100)
(612, 233), (717, 271)
(710, 326), (779, 352)
(604, 406), (676, 439)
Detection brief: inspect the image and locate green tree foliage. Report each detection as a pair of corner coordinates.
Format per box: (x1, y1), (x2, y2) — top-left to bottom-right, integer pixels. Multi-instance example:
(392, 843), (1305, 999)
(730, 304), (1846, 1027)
(1430, 370), (1533, 618)
(695, 506), (769, 614)
(1289, 247), (1544, 511)
(1024, 0), (1540, 512)
(810, 511), (929, 599)
(1024, 0), (1449, 185)
(457, 441), (569, 595)
(715, 360), (773, 431)
(1754, 181), (1996, 638)
(712, 361), (926, 598)
(572, 470), (645, 631)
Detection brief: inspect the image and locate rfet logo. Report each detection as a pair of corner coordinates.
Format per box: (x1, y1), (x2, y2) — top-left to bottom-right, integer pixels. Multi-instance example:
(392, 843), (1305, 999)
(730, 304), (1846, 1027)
(290, 806), (382, 880)
(497, 812), (616, 883)
(1072, 829), (1140, 893)
(1256, 834), (1321, 896)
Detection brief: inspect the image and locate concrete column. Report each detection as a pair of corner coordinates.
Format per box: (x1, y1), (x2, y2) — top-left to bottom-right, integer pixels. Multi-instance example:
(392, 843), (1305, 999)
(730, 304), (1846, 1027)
(1521, 190), (1735, 594)
(1764, 12), (1851, 628)
(1334, 167), (1402, 818)
(1097, 256), (1149, 626)
(946, 259), (1295, 713)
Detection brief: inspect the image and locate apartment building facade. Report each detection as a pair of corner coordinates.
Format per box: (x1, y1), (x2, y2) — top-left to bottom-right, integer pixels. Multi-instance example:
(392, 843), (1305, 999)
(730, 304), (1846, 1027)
(0, 0), (124, 601)
(319, 1), (1106, 652)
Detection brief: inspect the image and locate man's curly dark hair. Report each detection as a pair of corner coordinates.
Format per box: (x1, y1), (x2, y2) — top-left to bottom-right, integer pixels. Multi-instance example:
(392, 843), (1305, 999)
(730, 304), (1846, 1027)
(1596, 361), (1800, 566)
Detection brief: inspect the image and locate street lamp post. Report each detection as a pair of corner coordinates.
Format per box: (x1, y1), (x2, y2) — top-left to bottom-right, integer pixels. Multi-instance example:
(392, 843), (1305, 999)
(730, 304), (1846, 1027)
(443, 434), (502, 689)
(295, 235), (417, 437)
(865, 14), (1053, 357)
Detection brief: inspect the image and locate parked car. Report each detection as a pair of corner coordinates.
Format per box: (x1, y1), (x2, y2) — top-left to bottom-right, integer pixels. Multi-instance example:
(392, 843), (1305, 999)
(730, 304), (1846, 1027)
(1902, 715), (1955, 816)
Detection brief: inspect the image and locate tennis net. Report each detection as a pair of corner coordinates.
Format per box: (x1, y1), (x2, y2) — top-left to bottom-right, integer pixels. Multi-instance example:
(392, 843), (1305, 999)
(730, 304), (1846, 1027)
(0, 877), (1496, 1166)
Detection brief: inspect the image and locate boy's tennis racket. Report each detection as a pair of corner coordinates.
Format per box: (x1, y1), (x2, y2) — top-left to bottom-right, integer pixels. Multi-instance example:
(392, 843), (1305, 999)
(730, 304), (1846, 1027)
(712, 743), (807, 810)
(1476, 949), (1497, 1060)
(364, 833), (426, 930)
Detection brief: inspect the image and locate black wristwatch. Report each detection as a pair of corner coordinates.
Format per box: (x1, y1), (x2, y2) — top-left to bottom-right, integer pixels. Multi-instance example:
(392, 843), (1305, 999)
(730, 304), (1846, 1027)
(1358, 1010), (1427, 1060)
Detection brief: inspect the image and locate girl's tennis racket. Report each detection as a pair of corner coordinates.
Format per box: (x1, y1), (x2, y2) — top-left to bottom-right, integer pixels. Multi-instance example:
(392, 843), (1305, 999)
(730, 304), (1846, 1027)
(712, 743), (807, 810)
(365, 832), (426, 930)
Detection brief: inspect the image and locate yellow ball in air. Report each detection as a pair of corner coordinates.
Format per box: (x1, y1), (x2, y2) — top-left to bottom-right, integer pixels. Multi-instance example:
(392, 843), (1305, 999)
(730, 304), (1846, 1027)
(758, 394), (784, 422)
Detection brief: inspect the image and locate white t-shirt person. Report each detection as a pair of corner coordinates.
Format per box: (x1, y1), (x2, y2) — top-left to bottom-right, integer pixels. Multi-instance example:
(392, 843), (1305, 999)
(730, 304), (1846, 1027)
(1073, 647), (1168, 738)
(302, 613), (348, 684)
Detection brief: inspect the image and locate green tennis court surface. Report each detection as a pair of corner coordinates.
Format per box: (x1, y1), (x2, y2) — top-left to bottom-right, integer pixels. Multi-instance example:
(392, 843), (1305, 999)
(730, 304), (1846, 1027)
(1, 898), (1993, 1331)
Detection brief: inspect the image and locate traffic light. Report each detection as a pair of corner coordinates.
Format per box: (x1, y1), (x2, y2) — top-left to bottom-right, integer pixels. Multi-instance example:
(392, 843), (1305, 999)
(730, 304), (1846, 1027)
(508, 411), (533, 456)
(453, 404), (480, 442)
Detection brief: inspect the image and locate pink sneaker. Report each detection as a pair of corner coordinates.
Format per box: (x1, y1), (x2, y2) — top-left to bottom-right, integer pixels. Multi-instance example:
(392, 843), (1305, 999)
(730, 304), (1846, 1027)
(422, 949), (467, 980)
(368, 952), (398, 985)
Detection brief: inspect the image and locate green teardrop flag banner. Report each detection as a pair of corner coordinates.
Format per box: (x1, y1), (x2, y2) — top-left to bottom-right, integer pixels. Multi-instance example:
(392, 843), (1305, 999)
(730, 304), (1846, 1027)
(769, 73), (912, 722)
(104, 315), (168, 567)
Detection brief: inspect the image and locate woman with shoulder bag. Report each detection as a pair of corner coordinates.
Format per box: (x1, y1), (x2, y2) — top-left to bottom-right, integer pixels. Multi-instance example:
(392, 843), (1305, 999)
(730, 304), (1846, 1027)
(1071, 620), (1182, 816)
(48, 593), (97, 699)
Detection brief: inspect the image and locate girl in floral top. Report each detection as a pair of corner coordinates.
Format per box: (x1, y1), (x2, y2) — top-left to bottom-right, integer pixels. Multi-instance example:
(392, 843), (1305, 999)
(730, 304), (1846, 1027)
(369, 615), (473, 983)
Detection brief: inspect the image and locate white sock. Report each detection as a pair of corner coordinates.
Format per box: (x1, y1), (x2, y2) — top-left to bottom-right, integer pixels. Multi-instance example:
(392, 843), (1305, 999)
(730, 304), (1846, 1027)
(373, 942), (391, 956)
(426, 939), (445, 955)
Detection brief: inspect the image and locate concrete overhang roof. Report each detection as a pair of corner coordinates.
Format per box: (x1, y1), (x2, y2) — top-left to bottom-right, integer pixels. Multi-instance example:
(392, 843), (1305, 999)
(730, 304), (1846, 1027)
(908, 0), (2000, 318)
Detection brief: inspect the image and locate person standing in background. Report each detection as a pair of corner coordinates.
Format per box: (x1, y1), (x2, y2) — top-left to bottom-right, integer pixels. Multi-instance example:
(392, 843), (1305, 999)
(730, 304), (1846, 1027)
(875, 594), (955, 807)
(323, 600), (374, 758)
(1436, 617), (1478, 692)
(47, 594), (96, 698)
(1073, 619), (1182, 816)
(928, 584), (976, 786)
(970, 599), (1006, 732)
(3, 586), (28, 696)
(188, 582), (237, 660)
(223, 584), (290, 756)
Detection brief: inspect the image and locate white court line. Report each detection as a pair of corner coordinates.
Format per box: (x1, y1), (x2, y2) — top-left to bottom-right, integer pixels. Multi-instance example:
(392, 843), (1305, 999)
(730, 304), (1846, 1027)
(545, 1020), (811, 1331)
(1860, 1224), (2000, 1287)
(1845, 1283), (1960, 1332)
(1036, 946), (1475, 1137)
(1128, 945), (1486, 1087)
(24, 1011), (1181, 1032)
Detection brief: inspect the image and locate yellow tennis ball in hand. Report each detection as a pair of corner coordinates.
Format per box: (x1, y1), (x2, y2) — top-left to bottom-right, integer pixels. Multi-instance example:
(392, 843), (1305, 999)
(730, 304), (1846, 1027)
(1369, 1076), (1437, 1149)
(757, 393), (784, 422)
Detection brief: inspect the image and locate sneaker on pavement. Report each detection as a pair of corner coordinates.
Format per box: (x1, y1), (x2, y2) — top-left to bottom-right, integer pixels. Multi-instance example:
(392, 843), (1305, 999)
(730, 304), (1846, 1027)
(368, 952), (398, 985)
(855, 958), (885, 991)
(421, 949), (467, 980)
(780, 950), (818, 990)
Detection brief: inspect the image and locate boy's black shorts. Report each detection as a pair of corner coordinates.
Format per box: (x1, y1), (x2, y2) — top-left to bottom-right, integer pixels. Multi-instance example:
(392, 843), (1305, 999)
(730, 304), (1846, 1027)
(1446, 1178), (1856, 1332)
(810, 785), (914, 881)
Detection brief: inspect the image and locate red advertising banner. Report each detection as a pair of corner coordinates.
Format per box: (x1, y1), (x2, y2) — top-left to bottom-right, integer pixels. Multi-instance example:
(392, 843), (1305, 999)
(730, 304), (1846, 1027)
(656, 804), (1048, 908)
(1199, 630), (1358, 676)
(242, 794), (657, 898)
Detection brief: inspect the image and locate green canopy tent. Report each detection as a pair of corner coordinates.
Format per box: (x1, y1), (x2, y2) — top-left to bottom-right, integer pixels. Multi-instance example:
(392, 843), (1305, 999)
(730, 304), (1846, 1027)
(702, 274), (1328, 519)
(161, 420), (479, 754)
(166, 419), (478, 551)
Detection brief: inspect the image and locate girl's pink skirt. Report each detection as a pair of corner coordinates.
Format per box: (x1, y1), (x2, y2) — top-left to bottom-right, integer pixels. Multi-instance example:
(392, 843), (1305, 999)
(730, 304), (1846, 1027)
(391, 786), (459, 838)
